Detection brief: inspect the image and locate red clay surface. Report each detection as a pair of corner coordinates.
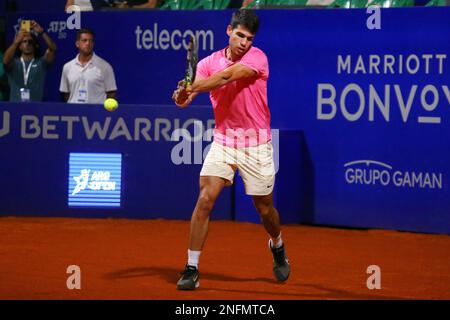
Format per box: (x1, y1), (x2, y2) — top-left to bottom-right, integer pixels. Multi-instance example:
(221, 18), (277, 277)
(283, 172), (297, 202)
(0, 217), (449, 300)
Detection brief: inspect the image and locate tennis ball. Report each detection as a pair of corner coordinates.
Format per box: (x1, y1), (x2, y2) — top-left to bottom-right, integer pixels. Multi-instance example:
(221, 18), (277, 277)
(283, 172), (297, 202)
(104, 98), (118, 112)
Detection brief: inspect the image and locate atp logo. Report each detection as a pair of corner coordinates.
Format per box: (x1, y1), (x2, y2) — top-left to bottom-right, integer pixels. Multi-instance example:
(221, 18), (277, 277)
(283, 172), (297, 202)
(13, 18), (25, 35)
(13, 7), (81, 40)
(48, 6), (81, 40)
(0, 111), (10, 138)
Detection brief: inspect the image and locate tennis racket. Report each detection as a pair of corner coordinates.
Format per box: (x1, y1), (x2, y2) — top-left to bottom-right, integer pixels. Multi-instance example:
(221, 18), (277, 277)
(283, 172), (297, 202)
(184, 36), (198, 87)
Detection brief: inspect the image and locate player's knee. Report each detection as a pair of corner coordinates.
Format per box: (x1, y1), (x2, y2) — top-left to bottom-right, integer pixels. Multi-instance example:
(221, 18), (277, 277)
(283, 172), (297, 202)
(255, 203), (272, 217)
(197, 193), (214, 214)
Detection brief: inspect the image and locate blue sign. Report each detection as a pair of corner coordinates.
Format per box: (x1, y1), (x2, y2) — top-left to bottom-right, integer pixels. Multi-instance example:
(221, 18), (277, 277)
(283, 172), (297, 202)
(2, 8), (450, 234)
(68, 153), (122, 208)
(5, 8), (450, 130)
(0, 102), (233, 221)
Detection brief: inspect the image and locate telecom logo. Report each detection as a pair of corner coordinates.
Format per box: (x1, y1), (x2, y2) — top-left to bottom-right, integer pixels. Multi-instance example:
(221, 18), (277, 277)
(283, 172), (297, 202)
(344, 160), (443, 189)
(135, 24), (214, 51)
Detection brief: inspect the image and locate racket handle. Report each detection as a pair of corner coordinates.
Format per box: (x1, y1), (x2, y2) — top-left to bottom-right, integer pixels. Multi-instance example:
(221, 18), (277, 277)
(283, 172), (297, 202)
(184, 76), (192, 87)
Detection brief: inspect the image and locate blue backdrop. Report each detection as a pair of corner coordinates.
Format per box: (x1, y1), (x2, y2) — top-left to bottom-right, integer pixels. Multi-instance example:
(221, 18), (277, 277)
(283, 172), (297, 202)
(2, 7), (450, 234)
(0, 102), (234, 220)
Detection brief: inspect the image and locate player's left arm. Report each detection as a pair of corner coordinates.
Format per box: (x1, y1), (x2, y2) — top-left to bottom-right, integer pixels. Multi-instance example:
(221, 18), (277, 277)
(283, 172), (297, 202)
(188, 63), (256, 94)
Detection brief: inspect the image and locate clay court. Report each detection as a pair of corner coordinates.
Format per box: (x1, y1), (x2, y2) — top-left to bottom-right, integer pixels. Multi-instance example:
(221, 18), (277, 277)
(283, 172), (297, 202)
(0, 217), (449, 300)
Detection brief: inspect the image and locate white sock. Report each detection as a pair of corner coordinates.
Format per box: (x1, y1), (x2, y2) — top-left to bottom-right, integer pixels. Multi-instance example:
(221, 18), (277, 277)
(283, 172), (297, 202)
(187, 249), (201, 269)
(270, 233), (283, 249)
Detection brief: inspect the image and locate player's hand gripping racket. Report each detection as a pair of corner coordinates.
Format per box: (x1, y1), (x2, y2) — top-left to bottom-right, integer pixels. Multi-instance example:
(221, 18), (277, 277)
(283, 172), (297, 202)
(184, 36), (198, 88)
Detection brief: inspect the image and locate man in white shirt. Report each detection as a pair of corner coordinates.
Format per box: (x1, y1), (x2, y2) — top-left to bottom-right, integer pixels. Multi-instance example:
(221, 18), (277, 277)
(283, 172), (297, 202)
(65, 0), (94, 12)
(59, 28), (117, 104)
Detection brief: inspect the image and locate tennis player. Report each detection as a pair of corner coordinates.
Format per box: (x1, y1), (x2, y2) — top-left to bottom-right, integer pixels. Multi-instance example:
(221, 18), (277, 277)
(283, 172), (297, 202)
(172, 9), (290, 290)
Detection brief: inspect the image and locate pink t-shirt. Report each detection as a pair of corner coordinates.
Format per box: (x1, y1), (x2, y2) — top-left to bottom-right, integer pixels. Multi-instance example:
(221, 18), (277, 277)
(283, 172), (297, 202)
(197, 46), (271, 148)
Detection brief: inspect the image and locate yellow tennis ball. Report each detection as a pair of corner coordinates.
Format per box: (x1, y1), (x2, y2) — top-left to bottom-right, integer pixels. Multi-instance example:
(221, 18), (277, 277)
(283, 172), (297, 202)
(104, 98), (118, 112)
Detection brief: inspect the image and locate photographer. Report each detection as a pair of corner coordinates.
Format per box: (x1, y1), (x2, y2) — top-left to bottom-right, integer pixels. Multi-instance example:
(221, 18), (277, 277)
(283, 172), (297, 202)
(3, 20), (57, 102)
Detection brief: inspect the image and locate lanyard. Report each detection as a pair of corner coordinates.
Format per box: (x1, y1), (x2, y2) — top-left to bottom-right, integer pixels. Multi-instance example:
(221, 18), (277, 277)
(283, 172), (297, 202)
(20, 57), (35, 86)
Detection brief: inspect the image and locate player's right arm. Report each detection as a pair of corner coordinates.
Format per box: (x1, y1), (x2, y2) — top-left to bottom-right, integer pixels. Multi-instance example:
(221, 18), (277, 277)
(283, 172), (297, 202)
(172, 77), (204, 108)
(173, 53), (211, 108)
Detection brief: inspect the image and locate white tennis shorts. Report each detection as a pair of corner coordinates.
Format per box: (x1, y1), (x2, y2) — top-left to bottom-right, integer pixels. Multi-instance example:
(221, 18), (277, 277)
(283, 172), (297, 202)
(200, 141), (276, 196)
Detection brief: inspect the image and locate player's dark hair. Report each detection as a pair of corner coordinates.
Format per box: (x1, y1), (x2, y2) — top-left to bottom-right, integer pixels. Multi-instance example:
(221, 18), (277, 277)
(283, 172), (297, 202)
(76, 28), (95, 41)
(230, 9), (259, 35)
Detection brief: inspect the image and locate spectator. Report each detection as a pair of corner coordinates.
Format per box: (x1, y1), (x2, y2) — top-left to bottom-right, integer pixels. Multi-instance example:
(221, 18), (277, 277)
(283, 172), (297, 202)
(0, 51), (7, 101)
(65, 0), (94, 11)
(65, 0), (114, 11)
(59, 28), (117, 104)
(228, 0), (244, 7)
(305, 0), (334, 6)
(241, 0), (255, 7)
(0, 32), (9, 101)
(114, 0), (158, 8)
(3, 21), (57, 102)
(0, 34), (8, 101)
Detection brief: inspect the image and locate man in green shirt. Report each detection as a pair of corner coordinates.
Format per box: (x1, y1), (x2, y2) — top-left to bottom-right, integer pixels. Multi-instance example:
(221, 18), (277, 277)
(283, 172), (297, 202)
(3, 20), (57, 102)
(0, 51), (6, 101)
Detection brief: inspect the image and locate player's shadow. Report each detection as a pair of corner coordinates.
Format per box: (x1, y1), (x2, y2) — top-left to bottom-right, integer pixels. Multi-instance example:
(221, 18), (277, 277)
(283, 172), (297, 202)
(104, 266), (276, 284)
(105, 266), (408, 299)
(200, 283), (408, 300)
